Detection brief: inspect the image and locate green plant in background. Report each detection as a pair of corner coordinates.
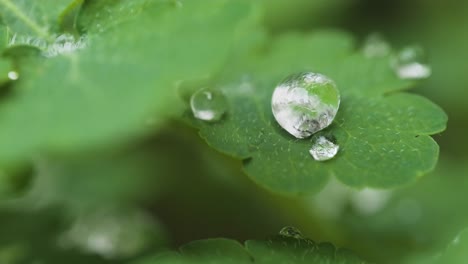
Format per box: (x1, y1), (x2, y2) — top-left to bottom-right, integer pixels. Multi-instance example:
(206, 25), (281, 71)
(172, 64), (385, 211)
(0, 0), (467, 263)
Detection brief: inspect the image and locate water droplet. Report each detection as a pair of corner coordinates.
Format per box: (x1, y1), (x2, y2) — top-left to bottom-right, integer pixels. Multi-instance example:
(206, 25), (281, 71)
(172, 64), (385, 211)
(312, 178), (350, 220)
(362, 33), (391, 58)
(59, 209), (162, 259)
(44, 34), (88, 58)
(7, 71), (19, 80)
(271, 72), (340, 139)
(278, 226), (303, 239)
(8, 33), (87, 58)
(190, 87), (227, 122)
(392, 45), (432, 80)
(350, 188), (392, 215)
(309, 136), (339, 161)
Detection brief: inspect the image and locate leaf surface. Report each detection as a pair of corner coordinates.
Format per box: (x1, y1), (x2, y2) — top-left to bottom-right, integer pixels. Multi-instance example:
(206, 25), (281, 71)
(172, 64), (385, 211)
(0, 0), (79, 38)
(0, 0), (254, 164)
(190, 31), (447, 194)
(134, 236), (368, 264)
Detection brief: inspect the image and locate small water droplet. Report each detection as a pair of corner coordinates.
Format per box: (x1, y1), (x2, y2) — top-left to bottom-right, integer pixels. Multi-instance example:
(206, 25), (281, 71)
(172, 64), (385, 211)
(271, 72), (340, 139)
(59, 209), (161, 259)
(190, 87), (227, 122)
(312, 178), (350, 220)
(350, 188), (392, 215)
(278, 226), (303, 239)
(309, 136), (339, 161)
(44, 34), (88, 57)
(7, 71), (19, 80)
(392, 45), (432, 80)
(362, 33), (391, 58)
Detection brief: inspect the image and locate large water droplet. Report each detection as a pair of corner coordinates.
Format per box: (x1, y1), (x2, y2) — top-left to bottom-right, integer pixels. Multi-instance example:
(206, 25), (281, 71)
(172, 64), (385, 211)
(278, 226), (303, 239)
(362, 33), (391, 58)
(190, 87), (227, 122)
(271, 72), (340, 139)
(309, 136), (339, 161)
(393, 45), (431, 80)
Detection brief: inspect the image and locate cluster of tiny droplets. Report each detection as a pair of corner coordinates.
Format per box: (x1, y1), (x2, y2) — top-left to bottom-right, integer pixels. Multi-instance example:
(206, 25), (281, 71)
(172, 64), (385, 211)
(8, 33), (88, 57)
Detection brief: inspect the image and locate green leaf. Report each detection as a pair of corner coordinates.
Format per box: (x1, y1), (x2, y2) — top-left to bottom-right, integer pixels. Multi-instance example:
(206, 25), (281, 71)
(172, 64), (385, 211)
(0, 58), (11, 85)
(0, 208), (126, 264)
(0, 0), (79, 38)
(404, 228), (468, 264)
(0, 0), (254, 164)
(0, 164), (32, 198)
(23, 152), (163, 210)
(0, 22), (8, 51)
(77, 0), (159, 34)
(433, 229), (468, 264)
(190, 31), (447, 195)
(315, 160), (468, 263)
(133, 236), (368, 264)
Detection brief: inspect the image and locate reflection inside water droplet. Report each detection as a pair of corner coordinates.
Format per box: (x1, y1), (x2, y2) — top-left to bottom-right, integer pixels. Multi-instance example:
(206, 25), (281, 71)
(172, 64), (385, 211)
(309, 136), (339, 161)
(271, 72), (340, 139)
(278, 226), (303, 239)
(392, 45), (431, 80)
(190, 87), (227, 122)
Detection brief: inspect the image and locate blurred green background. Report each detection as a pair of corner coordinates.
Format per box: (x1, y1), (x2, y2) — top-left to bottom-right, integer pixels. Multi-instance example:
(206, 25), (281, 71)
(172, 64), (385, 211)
(1, 0), (467, 263)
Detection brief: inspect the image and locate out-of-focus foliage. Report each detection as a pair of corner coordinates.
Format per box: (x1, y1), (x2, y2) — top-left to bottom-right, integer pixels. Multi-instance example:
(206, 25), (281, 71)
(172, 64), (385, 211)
(0, 0), (466, 263)
(133, 236), (368, 264)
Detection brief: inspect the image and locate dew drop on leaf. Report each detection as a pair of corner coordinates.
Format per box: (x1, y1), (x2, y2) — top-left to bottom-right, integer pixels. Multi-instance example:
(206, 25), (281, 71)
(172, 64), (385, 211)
(278, 226), (304, 239)
(190, 87), (227, 122)
(7, 71), (19, 80)
(309, 136), (339, 161)
(362, 33), (391, 58)
(59, 209), (160, 259)
(8, 33), (88, 58)
(392, 45), (432, 80)
(271, 72), (340, 139)
(350, 188), (392, 215)
(44, 34), (88, 58)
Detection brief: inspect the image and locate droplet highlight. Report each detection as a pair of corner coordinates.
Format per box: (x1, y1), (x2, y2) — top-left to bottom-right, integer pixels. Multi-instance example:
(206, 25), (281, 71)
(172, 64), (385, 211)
(362, 33), (391, 58)
(393, 45), (431, 80)
(278, 226), (303, 239)
(309, 136), (339, 161)
(190, 87), (227, 122)
(8, 33), (88, 58)
(271, 72), (340, 139)
(7, 71), (19, 80)
(59, 209), (162, 259)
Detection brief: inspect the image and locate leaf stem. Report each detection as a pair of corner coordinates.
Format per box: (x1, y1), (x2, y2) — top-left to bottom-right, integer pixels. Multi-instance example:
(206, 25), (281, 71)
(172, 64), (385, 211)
(0, 0), (50, 39)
